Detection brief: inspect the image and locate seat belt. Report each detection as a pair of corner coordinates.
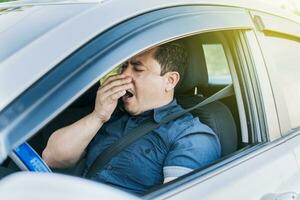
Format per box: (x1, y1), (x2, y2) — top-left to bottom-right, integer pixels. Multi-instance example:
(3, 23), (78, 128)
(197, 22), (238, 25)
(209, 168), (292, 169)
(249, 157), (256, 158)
(84, 84), (234, 178)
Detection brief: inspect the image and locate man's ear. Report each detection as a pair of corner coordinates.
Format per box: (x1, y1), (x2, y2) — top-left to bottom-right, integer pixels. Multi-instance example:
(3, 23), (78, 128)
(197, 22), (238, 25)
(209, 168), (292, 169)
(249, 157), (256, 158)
(164, 71), (180, 92)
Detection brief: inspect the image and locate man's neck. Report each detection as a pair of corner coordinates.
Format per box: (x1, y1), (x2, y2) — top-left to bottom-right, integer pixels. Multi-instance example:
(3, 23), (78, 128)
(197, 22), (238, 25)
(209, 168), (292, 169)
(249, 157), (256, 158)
(135, 97), (174, 116)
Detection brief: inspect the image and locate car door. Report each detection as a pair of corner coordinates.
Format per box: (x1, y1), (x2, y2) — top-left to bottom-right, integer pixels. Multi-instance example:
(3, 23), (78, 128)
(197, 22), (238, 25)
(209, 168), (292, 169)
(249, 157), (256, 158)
(0, 3), (293, 200)
(250, 11), (300, 198)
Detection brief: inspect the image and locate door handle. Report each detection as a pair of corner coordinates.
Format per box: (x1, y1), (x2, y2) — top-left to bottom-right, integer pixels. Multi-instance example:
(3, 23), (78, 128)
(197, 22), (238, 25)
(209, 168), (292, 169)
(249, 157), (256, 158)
(275, 192), (298, 200)
(262, 192), (298, 200)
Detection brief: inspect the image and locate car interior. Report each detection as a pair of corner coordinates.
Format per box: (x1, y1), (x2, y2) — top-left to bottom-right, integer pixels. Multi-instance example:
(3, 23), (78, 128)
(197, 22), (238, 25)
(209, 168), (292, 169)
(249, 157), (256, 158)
(175, 33), (239, 157)
(1, 30), (251, 187)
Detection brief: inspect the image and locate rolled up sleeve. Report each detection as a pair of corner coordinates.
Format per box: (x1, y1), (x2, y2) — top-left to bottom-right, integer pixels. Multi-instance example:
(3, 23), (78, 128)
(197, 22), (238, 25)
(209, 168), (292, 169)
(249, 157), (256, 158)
(163, 133), (221, 178)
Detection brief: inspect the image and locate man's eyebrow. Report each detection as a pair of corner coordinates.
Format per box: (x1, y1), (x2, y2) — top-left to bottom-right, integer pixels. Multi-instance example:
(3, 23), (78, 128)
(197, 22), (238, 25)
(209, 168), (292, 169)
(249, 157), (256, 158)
(130, 59), (143, 66)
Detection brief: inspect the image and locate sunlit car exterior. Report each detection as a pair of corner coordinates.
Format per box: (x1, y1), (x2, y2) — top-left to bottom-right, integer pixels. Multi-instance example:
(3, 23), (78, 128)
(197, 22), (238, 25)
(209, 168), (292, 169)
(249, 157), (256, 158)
(0, 0), (300, 199)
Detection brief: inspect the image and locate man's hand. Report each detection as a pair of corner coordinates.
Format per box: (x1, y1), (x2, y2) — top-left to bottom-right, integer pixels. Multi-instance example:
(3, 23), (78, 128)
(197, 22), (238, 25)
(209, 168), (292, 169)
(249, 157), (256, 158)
(43, 74), (133, 168)
(92, 74), (133, 123)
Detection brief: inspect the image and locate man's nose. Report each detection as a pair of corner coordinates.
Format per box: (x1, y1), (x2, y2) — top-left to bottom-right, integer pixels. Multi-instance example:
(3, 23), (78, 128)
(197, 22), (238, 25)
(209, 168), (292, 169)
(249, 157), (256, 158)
(121, 65), (133, 76)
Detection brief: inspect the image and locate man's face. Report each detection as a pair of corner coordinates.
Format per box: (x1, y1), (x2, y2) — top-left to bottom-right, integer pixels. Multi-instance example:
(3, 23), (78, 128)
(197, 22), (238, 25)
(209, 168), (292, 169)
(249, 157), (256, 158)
(120, 48), (170, 115)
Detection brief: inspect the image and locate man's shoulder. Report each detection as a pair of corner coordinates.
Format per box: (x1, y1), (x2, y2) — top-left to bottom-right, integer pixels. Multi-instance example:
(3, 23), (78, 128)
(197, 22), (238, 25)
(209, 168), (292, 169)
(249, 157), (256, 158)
(157, 112), (216, 146)
(173, 114), (216, 138)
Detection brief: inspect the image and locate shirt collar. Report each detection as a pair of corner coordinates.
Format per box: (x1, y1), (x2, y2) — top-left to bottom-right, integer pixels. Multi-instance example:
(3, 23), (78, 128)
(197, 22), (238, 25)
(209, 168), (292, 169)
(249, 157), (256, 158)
(153, 99), (181, 123)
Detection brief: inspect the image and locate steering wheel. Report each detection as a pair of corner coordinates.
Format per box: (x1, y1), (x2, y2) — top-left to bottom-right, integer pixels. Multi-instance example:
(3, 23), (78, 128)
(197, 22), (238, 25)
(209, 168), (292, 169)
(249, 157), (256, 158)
(9, 142), (51, 172)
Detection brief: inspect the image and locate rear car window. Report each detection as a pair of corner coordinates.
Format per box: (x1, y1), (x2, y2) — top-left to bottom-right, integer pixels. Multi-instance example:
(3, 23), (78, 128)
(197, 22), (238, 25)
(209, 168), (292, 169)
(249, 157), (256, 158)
(262, 33), (300, 130)
(202, 43), (232, 85)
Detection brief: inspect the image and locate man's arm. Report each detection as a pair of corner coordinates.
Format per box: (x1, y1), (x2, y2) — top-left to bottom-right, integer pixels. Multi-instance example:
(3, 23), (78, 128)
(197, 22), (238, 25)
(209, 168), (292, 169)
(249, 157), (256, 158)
(42, 112), (103, 168)
(42, 75), (133, 168)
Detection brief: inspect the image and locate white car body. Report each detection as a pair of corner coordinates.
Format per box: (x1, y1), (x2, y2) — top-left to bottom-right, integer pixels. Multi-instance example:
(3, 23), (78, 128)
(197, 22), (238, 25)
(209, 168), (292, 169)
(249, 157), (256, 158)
(0, 0), (300, 199)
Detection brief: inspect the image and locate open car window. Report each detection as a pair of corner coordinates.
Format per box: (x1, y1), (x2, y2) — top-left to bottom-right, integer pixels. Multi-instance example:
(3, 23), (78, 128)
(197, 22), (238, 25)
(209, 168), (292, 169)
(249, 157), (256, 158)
(1, 30), (261, 196)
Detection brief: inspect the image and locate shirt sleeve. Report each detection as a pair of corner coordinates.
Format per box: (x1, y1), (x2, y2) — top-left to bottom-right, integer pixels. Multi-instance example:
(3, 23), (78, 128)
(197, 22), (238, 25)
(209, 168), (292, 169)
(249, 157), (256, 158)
(163, 133), (221, 178)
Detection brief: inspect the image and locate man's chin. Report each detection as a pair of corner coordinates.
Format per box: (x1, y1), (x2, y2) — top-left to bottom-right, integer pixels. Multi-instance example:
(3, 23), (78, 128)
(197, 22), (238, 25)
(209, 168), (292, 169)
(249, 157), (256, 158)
(124, 105), (140, 116)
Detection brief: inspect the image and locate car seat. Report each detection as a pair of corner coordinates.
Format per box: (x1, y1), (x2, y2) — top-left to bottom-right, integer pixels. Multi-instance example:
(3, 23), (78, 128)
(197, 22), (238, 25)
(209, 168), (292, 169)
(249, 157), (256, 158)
(175, 36), (238, 156)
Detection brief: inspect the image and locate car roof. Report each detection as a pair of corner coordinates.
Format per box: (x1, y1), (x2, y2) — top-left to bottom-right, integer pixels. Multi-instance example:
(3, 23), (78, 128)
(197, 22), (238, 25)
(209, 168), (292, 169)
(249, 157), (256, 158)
(0, 0), (299, 112)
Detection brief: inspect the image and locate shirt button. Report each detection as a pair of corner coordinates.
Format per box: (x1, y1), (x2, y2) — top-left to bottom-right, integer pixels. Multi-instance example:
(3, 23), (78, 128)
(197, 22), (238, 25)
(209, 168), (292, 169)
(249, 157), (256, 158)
(145, 149), (151, 154)
(107, 165), (113, 170)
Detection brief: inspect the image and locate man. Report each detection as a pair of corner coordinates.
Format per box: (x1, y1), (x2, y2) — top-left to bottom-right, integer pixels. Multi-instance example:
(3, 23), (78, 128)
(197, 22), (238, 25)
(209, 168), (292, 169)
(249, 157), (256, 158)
(42, 43), (221, 195)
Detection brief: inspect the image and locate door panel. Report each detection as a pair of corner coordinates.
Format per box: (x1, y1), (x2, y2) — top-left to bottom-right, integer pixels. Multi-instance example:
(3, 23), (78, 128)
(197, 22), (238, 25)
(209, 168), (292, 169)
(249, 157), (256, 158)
(162, 141), (297, 200)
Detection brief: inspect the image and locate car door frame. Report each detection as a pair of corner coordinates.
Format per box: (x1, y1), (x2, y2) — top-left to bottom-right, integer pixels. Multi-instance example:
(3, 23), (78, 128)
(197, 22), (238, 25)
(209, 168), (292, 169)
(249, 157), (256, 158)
(0, 5), (253, 161)
(250, 10), (300, 134)
(0, 4), (283, 199)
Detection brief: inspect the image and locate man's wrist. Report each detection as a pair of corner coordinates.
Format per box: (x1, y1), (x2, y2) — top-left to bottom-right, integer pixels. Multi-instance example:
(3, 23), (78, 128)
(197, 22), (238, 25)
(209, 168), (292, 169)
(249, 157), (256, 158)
(84, 112), (105, 135)
(90, 111), (107, 124)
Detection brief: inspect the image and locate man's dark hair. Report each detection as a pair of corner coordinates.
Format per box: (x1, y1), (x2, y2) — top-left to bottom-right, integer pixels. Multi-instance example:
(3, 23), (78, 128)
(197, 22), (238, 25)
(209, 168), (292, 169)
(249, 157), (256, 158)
(153, 42), (188, 79)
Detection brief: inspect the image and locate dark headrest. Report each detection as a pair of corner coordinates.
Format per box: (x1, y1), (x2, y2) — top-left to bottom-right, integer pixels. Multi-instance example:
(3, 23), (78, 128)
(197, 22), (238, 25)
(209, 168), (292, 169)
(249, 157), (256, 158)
(175, 36), (208, 94)
(71, 82), (99, 108)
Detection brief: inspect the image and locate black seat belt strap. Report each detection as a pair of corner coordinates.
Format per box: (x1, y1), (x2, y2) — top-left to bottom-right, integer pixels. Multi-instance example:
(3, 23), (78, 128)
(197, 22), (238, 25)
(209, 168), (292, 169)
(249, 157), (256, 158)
(84, 84), (234, 178)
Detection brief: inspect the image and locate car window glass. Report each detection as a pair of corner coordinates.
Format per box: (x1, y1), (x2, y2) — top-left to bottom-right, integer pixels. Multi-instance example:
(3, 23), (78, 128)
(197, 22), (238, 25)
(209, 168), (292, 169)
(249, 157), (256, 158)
(202, 44), (232, 85)
(262, 33), (300, 130)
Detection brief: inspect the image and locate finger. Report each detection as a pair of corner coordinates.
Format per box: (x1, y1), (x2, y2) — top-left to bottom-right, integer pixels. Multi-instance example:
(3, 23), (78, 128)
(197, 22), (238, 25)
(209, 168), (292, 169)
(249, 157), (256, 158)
(109, 90), (127, 101)
(101, 77), (132, 93)
(97, 76), (127, 95)
(101, 83), (133, 100)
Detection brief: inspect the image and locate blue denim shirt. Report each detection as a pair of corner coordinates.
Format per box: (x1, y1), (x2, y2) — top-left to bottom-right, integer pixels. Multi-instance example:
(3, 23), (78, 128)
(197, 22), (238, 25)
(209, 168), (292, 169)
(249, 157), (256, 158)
(85, 99), (221, 195)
